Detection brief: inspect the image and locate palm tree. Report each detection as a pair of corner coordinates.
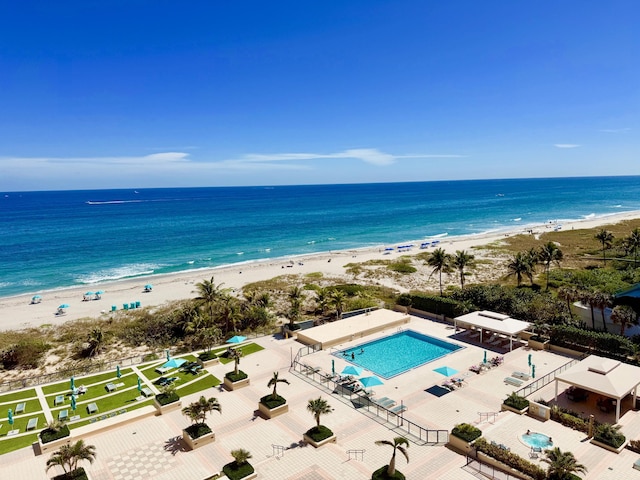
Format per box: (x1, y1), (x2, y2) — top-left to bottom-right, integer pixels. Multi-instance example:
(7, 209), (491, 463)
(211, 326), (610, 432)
(287, 286), (305, 328)
(228, 347), (243, 375)
(591, 290), (612, 332)
(542, 447), (587, 480)
(230, 448), (252, 465)
(427, 247), (451, 295)
(218, 295), (242, 334)
(539, 242), (563, 290)
(307, 397), (333, 428)
(329, 289), (347, 320)
(595, 229), (614, 265)
(46, 440), (96, 475)
(375, 436), (409, 478)
(195, 276), (227, 329)
(181, 395), (222, 425)
(557, 286), (577, 316)
(610, 304), (638, 336)
(267, 371), (290, 400)
(579, 290), (597, 329)
(451, 250), (475, 289)
(628, 228), (640, 266)
(505, 252), (533, 287)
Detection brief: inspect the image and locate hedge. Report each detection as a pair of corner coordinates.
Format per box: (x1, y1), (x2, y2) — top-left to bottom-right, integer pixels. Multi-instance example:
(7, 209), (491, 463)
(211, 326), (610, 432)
(396, 293), (464, 318)
(474, 438), (546, 480)
(550, 325), (635, 359)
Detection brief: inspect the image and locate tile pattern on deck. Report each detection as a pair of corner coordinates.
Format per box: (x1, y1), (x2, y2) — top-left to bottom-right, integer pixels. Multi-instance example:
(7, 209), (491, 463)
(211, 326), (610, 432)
(106, 440), (179, 480)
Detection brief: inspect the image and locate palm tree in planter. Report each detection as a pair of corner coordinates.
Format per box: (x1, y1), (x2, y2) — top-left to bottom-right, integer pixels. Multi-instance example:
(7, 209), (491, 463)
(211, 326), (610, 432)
(224, 347), (248, 388)
(181, 396), (222, 445)
(40, 419), (70, 445)
(155, 383), (181, 413)
(46, 439), (96, 480)
(304, 397), (335, 446)
(542, 447), (587, 480)
(259, 371), (290, 416)
(223, 448), (255, 480)
(372, 436), (409, 480)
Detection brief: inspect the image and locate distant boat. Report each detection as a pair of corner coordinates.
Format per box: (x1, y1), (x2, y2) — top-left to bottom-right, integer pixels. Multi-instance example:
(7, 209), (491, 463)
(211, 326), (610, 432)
(496, 193), (505, 197)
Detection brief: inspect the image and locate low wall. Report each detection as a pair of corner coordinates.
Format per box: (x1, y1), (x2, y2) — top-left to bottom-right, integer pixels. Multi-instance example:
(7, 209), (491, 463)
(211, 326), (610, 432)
(72, 405), (157, 439)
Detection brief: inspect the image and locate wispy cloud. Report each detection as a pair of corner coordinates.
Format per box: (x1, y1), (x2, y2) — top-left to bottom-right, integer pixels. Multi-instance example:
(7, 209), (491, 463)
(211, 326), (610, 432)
(554, 144), (581, 149)
(600, 128), (630, 134)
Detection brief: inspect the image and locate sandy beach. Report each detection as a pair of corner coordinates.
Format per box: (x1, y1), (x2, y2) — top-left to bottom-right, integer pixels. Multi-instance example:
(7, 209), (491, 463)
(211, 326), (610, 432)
(2, 210), (640, 332)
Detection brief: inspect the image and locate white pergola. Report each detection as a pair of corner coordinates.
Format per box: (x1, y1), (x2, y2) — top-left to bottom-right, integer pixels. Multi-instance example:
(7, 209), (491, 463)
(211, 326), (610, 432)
(554, 355), (640, 423)
(453, 310), (531, 352)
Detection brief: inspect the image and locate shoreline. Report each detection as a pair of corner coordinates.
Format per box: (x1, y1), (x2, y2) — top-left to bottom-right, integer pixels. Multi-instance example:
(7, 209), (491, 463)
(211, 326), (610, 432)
(2, 210), (640, 332)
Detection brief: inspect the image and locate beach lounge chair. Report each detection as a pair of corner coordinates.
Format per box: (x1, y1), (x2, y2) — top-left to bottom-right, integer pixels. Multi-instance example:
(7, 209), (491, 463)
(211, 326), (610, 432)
(504, 377), (523, 387)
(54, 395), (65, 406)
(87, 402), (98, 414)
(512, 371), (530, 380)
(105, 382), (116, 392)
(391, 404), (407, 414)
(111, 305), (117, 311)
(374, 397), (396, 408)
(15, 402), (26, 414)
(26, 417), (38, 430)
(58, 409), (69, 421)
(634, 458), (640, 471)
(141, 387), (153, 397)
(123, 303), (129, 310)
(155, 366), (171, 374)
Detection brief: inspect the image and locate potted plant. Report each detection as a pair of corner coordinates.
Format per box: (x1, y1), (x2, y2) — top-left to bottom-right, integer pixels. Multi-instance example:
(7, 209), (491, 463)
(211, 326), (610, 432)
(258, 371), (290, 419)
(45, 439), (96, 480)
(501, 392), (529, 414)
(153, 384), (182, 414)
(224, 347), (250, 390)
(371, 436), (409, 480)
(542, 447), (587, 479)
(591, 423), (627, 453)
(303, 397), (336, 447)
(181, 396), (221, 450)
(222, 448), (257, 480)
(448, 423), (481, 454)
(39, 419), (72, 455)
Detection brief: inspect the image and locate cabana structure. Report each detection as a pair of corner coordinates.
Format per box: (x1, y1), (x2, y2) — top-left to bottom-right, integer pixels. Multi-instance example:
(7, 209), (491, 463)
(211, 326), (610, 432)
(554, 355), (640, 423)
(453, 310), (531, 352)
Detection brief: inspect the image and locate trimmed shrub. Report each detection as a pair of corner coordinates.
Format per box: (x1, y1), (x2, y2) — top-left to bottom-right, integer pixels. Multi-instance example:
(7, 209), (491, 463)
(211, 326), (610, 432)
(184, 423), (212, 439)
(222, 461), (255, 480)
(550, 325), (635, 359)
(474, 438), (546, 480)
(397, 293), (464, 318)
(156, 392), (180, 406)
(305, 425), (334, 442)
(503, 392), (529, 410)
(40, 424), (70, 444)
(451, 423), (482, 443)
(225, 370), (248, 382)
(198, 351), (217, 361)
(371, 465), (406, 479)
(260, 394), (286, 409)
(594, 423), (626, 448)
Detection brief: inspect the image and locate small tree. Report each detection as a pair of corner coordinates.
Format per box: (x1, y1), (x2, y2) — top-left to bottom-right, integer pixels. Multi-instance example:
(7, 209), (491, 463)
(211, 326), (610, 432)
(427, 247), (451, 296)
(539, 242), (563, 290)
(231, 448), (252, 465)
(181, 396), (221, 425)
(595, 229), (614, 265)
(267, 371), (290, 401)
(46, 440), (96, 475)
(307, 397), (333, 428)
(374, 436), (409, 478)
(610, 304), (638, 336)
(542, 447), (587, 480)
(451, 250), (475, 289)
(229, 347), (243, 375)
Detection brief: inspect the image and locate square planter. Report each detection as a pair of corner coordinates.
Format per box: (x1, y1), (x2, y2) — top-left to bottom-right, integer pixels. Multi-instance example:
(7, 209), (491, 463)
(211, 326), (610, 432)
(197, 356), (220, 368)
(528, 338), (549, 350)
(224, 376), (250, 391)
(590, 438), (628, 454)
(258, 401), (288, 419)
(501, 403), (528, 415)
(303, 433), (337, 448)
(37, 434), (73, 455)
(153, 397), (182, 415)
(447, 434), (475, 455)
(182, 428), (216, 450)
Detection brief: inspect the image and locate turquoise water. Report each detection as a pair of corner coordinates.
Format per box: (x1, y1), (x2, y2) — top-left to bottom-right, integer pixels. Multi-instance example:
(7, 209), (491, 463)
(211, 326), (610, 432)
(3, 176), (640, 298)
(335, 330), (463, 378)
(522, 432), (553, 449)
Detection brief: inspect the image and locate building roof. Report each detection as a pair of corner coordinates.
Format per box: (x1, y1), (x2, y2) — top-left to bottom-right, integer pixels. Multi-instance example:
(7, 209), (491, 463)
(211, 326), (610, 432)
(555, 355), (640, 399)
(453, 310), (531, 336)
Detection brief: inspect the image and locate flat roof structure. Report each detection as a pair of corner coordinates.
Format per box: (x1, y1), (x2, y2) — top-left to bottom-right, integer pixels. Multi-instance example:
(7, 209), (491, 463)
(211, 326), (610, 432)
(453, 310), (531, 351)
(554, 355), (640, 422)
(295, 308), (410, 349)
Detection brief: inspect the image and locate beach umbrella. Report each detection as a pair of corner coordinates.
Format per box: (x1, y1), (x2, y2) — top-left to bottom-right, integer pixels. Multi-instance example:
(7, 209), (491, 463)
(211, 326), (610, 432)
(84, 291), (94, 296)
(331, 359), (335, 375)
(359, 376), (384, 388)
(483, 351), (487, 364)
(166, 349), (171, 360)
(32, 295), (41, 301)
(137, 377), (142, 392)
(531, 365), (536, 378)
(433, 366), (459, 377)
(71, 395), (76, 411)
(95, 290), (104, 294)
(145, 284), (153, 291)
(59, 304), (70, 309)
(8, 409), (13, 425)
(226, 335), (246, 344)
(528, 353), (532, 366)
(162, 358), (187, 369)
(116, 365), (121, 378)
(341, 365), (362, 376)
(70, 376), (75, 390)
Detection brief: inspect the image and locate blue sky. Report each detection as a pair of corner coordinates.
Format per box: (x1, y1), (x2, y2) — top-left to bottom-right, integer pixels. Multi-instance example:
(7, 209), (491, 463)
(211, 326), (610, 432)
(1, 1), (638, 191)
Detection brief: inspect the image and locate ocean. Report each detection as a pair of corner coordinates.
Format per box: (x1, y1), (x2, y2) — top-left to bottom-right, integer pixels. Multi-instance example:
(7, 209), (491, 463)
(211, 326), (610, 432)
(2, 176), (640, 299)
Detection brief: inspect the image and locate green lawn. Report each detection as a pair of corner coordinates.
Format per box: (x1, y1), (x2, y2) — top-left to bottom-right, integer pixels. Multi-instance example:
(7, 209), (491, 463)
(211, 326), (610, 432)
(0, 433), (38, 455)
(4, 398), (42, 417)
(140, 354), (197, 381)
(0, 412), (46, 436)
(218, 343), (264, 364)
(41, 368), (133, 395)
(176, 375), (221, 397)
(0, 389), (37, 404)
(68, 398), (153, 429)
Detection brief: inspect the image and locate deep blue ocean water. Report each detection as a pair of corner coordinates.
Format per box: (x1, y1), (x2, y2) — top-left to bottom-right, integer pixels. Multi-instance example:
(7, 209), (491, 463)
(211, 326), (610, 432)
(2, 176), (640, 298)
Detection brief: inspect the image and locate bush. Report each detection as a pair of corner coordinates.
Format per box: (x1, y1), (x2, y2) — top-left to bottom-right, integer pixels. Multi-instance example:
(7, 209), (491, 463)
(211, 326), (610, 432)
(550, 324), (635, 359)
(628, 439), (640, 453)
(222, 461), (255, 480)
(397, 293), (464, 318)
(52, 468), (88, 480)
(594, 423), (626, 448)
(503, 392), (529, 410)
(549, 405), (594, 434)
(1, 338), (50, 369)
(451, 423), (482, 443)
(260, 394), (286, 409)
(474, 438), (546, 480)
(198, 351), (217, 361)
(305, 425), (333, 442)
(40, 424), (70, 444)
(371, 465), (406, 479)
(156, 392), (180, 406)
(225, 370), (248, 382)
(388, 262), (417, 274)
(184, 423), (212, 439)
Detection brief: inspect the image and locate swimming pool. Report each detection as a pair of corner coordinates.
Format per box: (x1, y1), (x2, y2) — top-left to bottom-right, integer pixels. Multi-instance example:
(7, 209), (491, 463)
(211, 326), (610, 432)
(522, 432), (553, 449)
(334, 330), (463, 378)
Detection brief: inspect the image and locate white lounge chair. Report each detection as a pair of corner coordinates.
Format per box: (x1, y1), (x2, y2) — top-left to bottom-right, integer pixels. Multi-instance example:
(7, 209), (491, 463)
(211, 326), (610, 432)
(504, 377), (523, 387)
(512, 371), (530, 380)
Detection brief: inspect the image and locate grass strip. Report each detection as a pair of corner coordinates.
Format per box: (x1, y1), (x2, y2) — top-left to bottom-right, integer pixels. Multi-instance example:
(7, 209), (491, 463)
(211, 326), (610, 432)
(176, 375), (221, 397)
(0, 389), (37, 403)
(218, 343), (264, 364)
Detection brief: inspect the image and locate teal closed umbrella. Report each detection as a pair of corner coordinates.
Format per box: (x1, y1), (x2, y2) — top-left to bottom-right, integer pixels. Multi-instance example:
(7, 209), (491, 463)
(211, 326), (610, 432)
(137, 377), (142, 392)
(70, 376), (75, 390)
(166, 349), (170, 360)
(331, 359), (335, 375)
(528, 354), (532, 366)
(116, 365), (121, 378)
(531, 365), (536, 378)
(8, 409), (13, 425)
(71, 395), (77, 411)
(483, 351), (487, 363)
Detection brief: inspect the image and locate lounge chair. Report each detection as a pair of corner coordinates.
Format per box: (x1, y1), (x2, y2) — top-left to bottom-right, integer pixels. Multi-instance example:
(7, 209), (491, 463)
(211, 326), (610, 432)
(87, 402), (98, 414)
(374, 397), (396, 408)
(512, 371), (530, 381)
(26, 417), (38, 430)
(141, 387), (153, 397)
(489, 337), (503, 347)
(504, 377), (523, 387)
(15, 402), (26, 413)
(155, 366), (171, 374)
(105, 382), (116, 392)
(58, 409), (69, 421)
(391, 404), (407, 414)
(634, 458), (640, 471)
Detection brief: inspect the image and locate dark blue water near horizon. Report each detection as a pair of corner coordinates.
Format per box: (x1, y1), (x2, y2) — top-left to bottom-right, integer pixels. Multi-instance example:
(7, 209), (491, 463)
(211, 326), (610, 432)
(2, 176), (640, 298)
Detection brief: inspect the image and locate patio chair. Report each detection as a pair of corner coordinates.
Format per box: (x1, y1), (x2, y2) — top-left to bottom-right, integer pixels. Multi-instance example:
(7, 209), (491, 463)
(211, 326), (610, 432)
(15, 402), (26, 413)
(58, 409), (69, 421)
(391, 404), (407, 414)
(512, 371), (530, 380)
(26, 417), (38, 430)
(105, 383), (116, 392)
(504, 377), (523, 387)
(87, 403), (98, 414)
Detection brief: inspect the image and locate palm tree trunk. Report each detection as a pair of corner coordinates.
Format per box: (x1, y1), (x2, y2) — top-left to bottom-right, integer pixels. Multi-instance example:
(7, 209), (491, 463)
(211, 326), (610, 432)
(601, 308), (608, 333)
(388, 451), (396, 476)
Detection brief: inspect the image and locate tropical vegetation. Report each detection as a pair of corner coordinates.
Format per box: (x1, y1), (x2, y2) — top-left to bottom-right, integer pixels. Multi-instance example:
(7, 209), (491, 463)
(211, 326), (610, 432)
(372, 436), (409, 479)
(305, 397), (334, 442)
(450, 423), (482, 443)
(182, 396), (222, 439)
(222, 448), (254, 480)
(542, 447), (587, 480)
(46, 440), (96, 480)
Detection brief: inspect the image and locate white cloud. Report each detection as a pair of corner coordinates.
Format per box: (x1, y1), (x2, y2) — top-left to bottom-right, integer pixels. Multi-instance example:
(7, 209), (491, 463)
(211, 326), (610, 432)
(554, 144), (581, 149)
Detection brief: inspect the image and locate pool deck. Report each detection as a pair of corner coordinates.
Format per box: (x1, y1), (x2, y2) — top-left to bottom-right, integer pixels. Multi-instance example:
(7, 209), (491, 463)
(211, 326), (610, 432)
(4, 311), (640, 479)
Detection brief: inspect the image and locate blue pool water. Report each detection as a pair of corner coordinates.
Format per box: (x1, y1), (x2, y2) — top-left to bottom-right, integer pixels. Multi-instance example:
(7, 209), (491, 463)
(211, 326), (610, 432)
(522, 432), (553, 449)
(334, 330), (463, 379)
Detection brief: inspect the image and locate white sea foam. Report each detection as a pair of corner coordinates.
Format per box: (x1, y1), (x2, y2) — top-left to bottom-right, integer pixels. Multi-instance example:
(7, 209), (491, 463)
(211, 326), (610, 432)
(513, 218), (522, 222)
(76, 264), (160, 284)
(187, 260), (195, 264)
(583, 213), (596, 219)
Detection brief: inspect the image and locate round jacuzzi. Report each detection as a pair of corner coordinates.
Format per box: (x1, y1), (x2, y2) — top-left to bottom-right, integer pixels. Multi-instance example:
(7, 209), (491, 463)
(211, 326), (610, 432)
(521, 432), (553, 449)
